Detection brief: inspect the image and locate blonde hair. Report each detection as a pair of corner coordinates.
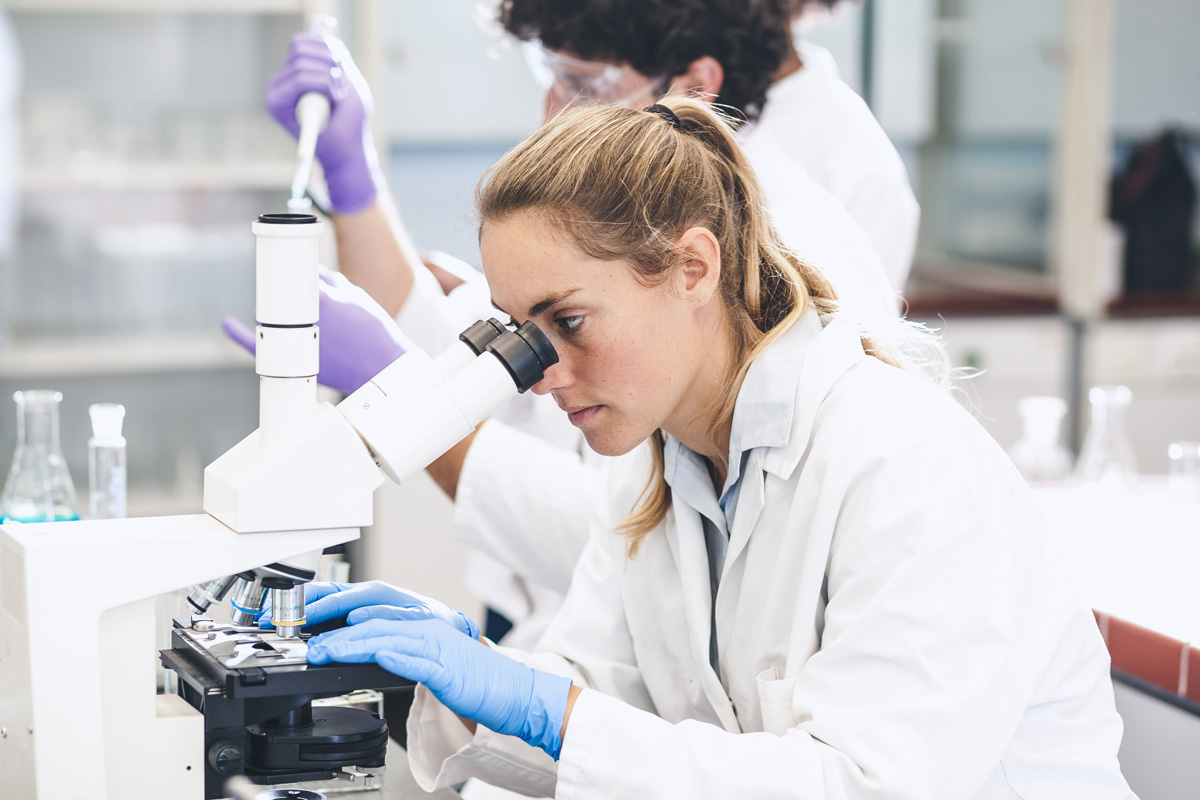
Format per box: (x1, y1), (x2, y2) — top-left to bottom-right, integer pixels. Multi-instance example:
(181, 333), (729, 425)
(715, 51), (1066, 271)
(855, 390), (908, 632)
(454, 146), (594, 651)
(476, 97), (939, 555)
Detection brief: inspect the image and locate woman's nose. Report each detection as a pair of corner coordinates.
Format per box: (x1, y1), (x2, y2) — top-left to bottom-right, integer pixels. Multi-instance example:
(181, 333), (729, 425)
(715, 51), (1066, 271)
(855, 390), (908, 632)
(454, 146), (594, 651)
(531, 361), (570, 395)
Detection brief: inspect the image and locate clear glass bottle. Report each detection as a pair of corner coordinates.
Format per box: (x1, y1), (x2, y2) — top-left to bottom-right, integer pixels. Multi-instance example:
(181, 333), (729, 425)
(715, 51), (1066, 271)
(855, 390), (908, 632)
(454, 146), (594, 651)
(88, 403), (127, 520)
(1074, 384), (1138, 486)
(1008, 396), (1073, 482)
(0, 390), (81, 523)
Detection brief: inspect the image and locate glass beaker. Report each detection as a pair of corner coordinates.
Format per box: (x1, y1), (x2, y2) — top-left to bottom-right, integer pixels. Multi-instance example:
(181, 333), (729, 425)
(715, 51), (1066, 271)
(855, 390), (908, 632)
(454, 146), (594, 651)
(1168, 441), (1200, 495)
(1074, 384), (1138, 486)
(0, 390), (81, 523)
(1008, 396), (1073, 482)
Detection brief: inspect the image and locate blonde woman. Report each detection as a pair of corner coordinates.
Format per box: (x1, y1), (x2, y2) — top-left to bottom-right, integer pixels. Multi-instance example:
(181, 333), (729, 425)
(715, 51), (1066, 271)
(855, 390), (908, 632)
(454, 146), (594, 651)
(300, 98), (1133, 799)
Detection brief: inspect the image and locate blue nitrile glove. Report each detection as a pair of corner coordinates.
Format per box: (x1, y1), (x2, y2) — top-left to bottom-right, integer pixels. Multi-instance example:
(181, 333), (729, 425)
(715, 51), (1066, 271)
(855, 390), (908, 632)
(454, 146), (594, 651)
(265, 32), (380, 214)
(308, 618), (573, 759)
(257, 580), (479, 641)
(222, 269), (410, 396)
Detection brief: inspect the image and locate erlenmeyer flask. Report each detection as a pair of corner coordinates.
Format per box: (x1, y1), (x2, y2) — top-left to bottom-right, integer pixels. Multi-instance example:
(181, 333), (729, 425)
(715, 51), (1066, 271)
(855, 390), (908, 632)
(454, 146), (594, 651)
(1074, 385), (1138, 486)
(0, 390), (81, 523)
(1008, 396), (1073, 482)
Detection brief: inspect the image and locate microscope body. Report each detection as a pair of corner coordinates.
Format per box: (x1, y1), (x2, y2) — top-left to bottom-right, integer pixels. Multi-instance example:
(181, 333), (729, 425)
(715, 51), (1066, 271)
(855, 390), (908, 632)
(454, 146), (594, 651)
(0, 213), (556, 799)
(0, 515), (356, 799)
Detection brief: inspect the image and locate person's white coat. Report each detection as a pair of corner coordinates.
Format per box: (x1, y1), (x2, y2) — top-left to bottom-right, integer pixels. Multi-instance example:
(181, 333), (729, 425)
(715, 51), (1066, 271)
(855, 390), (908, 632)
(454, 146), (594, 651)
(753, 41), (919, 292)
(405, 312), (1133, 799)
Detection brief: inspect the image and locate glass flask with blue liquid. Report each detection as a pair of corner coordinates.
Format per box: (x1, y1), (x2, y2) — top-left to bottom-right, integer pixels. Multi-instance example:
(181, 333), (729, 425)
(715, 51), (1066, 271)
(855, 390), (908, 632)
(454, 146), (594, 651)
(1, 390), (80, 523)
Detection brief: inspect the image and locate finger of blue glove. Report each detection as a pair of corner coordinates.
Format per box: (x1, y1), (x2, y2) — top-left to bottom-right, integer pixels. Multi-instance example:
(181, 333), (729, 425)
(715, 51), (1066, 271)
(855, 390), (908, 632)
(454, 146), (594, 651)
(343, 604), (478, 640)
(307, 619), (569, 759)
(222, 317), (256, 355)
(307, 634), (399, 664)
(347, 604), (438, 625)
(453, 609), (481, 641)
(304, 581), (410, 625)
(307, 617), (419, 654)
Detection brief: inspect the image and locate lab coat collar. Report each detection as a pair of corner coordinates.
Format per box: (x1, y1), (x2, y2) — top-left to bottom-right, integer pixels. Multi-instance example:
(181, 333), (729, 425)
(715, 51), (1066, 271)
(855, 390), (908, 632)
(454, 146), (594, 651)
(762, 311), (867, 482)
(660, 310), (866, 489)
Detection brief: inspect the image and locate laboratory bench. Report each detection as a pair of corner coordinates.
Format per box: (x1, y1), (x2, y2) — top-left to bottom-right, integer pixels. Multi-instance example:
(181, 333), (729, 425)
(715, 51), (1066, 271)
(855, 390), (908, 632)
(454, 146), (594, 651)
(1037, 478), (1200, 688)
(366, 740), (459, 800)
(252, 738), (459, 800)
(1035, 478), (1200, 799)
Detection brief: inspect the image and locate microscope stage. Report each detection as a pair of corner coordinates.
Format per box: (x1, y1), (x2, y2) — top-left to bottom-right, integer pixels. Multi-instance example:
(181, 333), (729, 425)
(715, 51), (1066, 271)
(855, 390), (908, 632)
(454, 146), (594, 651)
(176, 620), (309, 668)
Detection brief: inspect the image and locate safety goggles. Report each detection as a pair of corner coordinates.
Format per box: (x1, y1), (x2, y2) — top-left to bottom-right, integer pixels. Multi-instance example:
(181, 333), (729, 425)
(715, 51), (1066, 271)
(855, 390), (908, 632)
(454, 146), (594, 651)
(523, 40), (669, 109)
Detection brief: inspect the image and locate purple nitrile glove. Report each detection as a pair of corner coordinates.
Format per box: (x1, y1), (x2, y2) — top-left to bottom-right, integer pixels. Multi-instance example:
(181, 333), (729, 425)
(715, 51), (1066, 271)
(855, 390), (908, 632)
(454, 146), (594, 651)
(265, 32), (380, 214)
(222, 269), (412, 396)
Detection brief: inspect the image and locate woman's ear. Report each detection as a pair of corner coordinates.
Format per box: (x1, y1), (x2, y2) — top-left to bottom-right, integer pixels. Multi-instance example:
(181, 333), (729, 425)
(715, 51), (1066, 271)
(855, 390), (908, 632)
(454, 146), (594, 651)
(674, 227), (721, 304)
(668, 56), (724, 103)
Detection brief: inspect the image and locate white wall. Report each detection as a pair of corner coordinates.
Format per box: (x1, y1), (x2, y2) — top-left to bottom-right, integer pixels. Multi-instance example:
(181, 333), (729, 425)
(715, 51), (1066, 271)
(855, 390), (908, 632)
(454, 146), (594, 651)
(915, 315), (1072, 454)
(383, 0), (542, 146)
(915, 315), (1200, 474)
(357, 471), (482, 624)
(1085, 318), (1200, 474)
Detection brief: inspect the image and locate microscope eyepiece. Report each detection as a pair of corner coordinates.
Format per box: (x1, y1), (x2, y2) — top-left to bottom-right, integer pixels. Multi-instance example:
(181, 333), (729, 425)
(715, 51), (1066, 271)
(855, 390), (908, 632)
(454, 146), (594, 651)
(485, 320), (560, 393)
(256, 212), (319, 225)
(458, 318), (508, 355)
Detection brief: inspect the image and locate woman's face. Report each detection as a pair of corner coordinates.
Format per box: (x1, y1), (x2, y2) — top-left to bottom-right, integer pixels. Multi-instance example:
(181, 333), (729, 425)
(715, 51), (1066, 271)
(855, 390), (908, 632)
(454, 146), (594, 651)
(481, 212), (724, 458)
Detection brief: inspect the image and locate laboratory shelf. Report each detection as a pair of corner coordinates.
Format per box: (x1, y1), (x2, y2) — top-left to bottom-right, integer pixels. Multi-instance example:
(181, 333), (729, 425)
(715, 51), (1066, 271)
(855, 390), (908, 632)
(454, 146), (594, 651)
(5, 0), (305, 12)
(0, 333), (252, 379)
(21, 162), (297, 193)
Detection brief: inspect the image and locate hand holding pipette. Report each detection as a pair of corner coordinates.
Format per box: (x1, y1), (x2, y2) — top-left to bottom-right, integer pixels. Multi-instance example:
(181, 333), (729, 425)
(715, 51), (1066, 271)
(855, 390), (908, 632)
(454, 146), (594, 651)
(289, 16), (335, 209)
(265, 19), (381, 214)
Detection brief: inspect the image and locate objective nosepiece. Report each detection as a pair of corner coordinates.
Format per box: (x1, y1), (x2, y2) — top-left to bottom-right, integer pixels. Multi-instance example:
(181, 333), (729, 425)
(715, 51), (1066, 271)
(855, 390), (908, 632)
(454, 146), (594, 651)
(186, 575), (236, 616)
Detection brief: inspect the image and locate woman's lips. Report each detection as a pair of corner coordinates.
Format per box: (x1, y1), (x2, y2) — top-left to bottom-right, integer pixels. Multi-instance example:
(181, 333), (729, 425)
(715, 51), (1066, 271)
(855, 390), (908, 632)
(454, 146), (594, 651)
(566, 405), (602, 426)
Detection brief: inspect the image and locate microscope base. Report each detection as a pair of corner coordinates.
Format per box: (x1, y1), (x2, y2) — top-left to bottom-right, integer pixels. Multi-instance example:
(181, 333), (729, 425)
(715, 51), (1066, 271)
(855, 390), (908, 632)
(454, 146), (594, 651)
(247, 705), (388, 778)
(163, 618), (412, 799)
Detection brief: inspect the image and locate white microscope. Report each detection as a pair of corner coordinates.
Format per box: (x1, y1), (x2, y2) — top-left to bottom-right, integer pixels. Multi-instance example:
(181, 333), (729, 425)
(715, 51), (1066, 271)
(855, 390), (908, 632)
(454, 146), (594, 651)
(0, 212), (557, 799)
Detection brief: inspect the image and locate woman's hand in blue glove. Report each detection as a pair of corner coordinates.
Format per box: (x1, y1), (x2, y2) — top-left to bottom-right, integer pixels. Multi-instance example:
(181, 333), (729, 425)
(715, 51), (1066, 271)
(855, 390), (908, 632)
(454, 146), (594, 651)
(307, 618), (572, 759)
(291, 580), (480, 640)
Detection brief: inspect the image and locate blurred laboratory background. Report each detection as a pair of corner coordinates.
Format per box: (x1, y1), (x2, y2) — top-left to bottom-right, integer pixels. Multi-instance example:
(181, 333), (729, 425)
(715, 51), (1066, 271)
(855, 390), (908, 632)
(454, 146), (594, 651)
(0, 0), (1198, 793)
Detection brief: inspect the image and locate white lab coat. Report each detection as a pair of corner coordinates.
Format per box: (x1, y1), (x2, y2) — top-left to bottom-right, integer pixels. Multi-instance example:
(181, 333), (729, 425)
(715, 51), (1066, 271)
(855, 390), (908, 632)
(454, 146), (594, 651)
(407, 312), (1133, 799)
(748, 42), (920, 293)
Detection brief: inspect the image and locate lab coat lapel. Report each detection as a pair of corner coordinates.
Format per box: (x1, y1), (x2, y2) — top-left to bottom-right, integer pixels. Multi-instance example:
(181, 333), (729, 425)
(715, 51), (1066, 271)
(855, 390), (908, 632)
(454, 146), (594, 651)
(722, 449), (766, 581)
(725, 314), (856, 572)
(662, 495), (741, 732)
(763, 316), (868, 482)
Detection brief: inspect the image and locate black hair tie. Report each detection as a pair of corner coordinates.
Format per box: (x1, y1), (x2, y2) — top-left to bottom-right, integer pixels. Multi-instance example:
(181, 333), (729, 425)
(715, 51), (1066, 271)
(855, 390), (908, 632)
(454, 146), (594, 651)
(644, 104), (681, 130)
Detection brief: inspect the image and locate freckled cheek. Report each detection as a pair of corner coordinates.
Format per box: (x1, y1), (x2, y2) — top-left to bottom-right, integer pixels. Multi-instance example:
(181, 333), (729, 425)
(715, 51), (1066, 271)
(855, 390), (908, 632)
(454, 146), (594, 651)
(597, 337), (668, 403)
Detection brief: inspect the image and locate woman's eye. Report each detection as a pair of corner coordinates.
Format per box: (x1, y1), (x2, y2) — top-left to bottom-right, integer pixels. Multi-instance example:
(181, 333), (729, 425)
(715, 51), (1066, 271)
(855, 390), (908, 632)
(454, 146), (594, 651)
(557, 315), (584, 333)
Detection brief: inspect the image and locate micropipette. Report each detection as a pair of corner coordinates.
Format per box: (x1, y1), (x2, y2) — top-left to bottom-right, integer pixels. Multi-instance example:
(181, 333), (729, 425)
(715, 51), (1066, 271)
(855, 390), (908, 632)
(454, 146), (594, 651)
(288, 15), (338, 212)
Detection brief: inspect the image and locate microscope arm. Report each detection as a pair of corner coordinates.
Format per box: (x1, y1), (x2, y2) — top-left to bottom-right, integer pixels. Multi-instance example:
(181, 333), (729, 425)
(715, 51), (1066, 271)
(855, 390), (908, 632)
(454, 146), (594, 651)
(336, 320), (552, 484)
(196, 319), (556, 632)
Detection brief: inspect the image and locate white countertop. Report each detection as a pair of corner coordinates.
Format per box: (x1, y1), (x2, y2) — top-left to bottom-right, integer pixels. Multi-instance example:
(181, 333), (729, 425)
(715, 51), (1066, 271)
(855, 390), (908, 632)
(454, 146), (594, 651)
(1035, 478), (1200, 643)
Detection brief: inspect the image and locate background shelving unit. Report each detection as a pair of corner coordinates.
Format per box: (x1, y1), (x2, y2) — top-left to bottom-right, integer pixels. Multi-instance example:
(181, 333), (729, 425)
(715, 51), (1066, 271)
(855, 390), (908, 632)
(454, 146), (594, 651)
(0, 1), (382, 516)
